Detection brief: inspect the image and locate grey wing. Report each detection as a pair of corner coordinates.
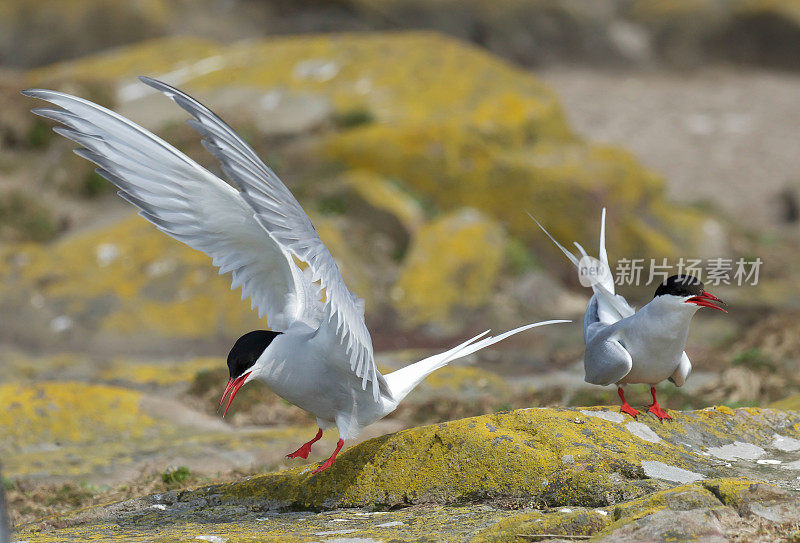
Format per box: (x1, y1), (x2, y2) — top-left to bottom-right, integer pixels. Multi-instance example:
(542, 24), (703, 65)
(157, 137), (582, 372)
(138, 77), (380, 401)
(669, 352), (692, 387)
(583, 294), (602, 344)
(22, 88), (320, 332)
(583, 329), (633, 386)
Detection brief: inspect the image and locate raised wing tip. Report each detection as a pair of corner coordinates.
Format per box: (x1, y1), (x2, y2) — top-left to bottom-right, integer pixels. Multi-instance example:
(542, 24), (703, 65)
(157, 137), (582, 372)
(138, 76), (173, 94)
(21, 88), (50, 99)
(138, 75), (158, 86)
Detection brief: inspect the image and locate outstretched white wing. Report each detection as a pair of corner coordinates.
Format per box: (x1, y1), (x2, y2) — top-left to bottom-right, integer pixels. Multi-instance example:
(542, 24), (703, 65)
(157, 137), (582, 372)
(22, 87), (321, 333)
(137, 77), (380, 400)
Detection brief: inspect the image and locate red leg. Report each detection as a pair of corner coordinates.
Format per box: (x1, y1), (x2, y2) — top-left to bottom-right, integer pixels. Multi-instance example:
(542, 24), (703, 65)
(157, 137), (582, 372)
(313, 439), (344, 474)
(647, 386), (671, 421)
(287, 428), (323, 460)
(618, 387), (640, 419)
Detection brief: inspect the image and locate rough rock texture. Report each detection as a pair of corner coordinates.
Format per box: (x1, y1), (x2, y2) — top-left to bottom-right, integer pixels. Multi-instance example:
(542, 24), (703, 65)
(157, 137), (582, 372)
(13, 406), (800, 541)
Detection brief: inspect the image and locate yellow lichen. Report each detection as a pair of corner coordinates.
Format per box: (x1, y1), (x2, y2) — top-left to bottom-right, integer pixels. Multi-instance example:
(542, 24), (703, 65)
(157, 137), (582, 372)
(181, 406), (799, 510)
(0, 381), (154, 448)
(0, 214), (264, 339)
(393, 209), (506, 326)
(715, 405), (736, 416)
(339, 169), (425, 234)
(473, 509), (611, 543)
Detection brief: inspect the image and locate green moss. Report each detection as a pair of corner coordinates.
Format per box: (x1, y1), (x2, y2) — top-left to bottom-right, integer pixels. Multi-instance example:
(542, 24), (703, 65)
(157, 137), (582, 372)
(80, 170), (114, 198)
(26, 118), (52, 147)
(161, 466), (190, 486)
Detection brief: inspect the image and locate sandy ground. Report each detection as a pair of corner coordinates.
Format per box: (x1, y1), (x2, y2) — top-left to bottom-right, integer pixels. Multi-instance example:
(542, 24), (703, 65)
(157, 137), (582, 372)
(540, 66), (800, 231)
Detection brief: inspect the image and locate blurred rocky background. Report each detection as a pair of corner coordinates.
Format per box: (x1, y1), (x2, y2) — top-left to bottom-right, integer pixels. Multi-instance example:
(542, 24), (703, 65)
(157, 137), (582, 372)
(2, 0), (800, 538)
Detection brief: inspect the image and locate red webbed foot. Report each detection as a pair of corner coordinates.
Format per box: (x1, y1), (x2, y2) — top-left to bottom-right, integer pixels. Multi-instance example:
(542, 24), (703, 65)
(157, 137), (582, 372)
(620, 402), (640, 419)
(647, 403), (672, 421)
(287, 428), (323, 460)
(312, 439), (344, 474)
(647, 387), (672, 421)
(617, 387), (639, 419)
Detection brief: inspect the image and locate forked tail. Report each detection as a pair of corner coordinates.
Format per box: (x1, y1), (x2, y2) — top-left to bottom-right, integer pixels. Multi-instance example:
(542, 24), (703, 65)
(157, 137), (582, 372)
(383, 320), (569, 406)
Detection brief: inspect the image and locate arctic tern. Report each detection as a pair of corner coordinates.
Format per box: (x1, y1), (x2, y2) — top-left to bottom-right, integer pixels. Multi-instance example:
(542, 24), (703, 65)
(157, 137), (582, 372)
(531, 209), (726, 420)
(24, 78), (568, 473)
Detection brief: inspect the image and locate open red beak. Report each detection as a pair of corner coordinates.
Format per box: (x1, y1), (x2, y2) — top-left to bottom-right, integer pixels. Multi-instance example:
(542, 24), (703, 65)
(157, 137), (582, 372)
(685, 290), (727, 312)
(218, 372), (251, 417)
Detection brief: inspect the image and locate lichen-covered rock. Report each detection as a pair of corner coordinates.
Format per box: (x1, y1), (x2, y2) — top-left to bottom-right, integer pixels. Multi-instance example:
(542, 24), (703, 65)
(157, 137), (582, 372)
(326, 125), (705, 258)
(0, 215), (264, 347)
(474, 509), (612, 543)
(0, 377), (351, 485)
(393, 209), (506, 328)
(13, 406), (800, 542)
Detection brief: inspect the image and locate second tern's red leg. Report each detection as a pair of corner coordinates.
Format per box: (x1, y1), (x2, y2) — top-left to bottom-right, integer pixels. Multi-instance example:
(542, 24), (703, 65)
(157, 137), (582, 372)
(647, 386), (671, 421)
(618, 387), (640, 419)
(286, 428), (323, 460)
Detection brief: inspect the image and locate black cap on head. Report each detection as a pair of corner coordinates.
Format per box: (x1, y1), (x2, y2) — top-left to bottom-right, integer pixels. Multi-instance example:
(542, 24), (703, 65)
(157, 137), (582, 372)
(653, 274), (704, 298)
(227, 330), (281, 379)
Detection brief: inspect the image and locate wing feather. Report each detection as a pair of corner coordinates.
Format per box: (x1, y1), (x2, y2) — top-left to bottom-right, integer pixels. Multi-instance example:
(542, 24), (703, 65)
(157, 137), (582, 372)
(23, 88), (317, 331)
(137, 77), (381, 400)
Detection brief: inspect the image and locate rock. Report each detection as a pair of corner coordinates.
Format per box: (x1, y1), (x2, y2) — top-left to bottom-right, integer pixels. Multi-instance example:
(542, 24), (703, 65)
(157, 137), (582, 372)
(326, 123), (705, 259)
(0, 215), (264, 350)
(12, 405), (800, 541)
(393, 209), (506, 329)
(474, 509), (612, 542)
(0, 378), (374, 485)
(599, 507), (736, 543)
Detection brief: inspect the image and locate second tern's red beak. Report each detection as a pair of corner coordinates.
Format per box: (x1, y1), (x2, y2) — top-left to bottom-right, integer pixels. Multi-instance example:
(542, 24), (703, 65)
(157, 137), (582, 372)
(218, 371), (251, 417)
(685, 290), (727, 312)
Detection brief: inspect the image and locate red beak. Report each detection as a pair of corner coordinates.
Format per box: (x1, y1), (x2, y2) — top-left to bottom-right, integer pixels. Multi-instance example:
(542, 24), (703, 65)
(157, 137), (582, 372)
(218, 372), (251, 417)
(685, 290), (727, 312)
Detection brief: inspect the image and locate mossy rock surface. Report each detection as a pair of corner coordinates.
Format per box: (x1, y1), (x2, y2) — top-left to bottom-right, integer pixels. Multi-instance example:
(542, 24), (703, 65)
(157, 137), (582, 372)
(14, 406), (800, 541)
(393, 209), (506, 327)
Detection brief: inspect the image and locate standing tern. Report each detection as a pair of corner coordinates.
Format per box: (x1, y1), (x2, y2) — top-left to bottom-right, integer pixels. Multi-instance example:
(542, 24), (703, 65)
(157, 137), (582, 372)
(23, 78), (569, 473)
(530, 209), (726, 420)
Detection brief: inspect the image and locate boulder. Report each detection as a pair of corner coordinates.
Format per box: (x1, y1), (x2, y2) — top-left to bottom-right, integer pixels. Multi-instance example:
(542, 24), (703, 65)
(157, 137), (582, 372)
(13, 406), (800, 541)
